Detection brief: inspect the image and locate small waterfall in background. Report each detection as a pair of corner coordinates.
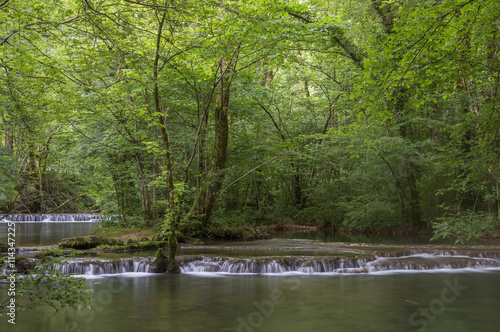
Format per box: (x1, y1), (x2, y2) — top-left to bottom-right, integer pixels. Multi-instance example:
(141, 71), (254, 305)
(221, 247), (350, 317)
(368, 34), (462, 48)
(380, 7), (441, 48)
(1, 214), (101, 222)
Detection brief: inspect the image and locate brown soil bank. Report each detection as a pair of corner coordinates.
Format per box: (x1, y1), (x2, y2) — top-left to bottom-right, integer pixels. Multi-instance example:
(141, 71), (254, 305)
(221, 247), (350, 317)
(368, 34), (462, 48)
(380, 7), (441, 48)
(266, 224), (319, 232)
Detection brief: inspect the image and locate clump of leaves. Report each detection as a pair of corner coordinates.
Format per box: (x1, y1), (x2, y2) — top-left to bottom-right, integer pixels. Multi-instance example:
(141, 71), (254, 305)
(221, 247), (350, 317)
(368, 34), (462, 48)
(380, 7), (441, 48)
(3, 256), (92, 312)
(431, 212), (499, 244)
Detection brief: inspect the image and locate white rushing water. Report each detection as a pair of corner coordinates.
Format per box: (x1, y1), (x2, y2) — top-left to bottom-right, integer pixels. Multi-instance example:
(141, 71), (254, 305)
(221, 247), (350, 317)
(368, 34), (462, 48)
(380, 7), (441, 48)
(1, 214), (101, 222)
(179, 254), (500, 274)
(4, 252), (500, 277)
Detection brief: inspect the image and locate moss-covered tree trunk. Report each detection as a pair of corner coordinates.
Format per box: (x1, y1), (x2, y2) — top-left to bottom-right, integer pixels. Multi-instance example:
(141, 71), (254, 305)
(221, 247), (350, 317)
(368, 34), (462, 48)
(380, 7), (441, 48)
(394, 88), (424, 229)
(152, 11), (180, 273)
(167, 232), (179, 273)
(133, 152), (152, 220)
(194, 59), (230, 227)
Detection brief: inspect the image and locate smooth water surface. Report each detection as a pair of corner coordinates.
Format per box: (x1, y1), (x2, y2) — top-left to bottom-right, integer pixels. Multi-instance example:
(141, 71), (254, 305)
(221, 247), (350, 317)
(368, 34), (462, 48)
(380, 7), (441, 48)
(2, 223), (498, 331)
(0, 219), (450, 247)
(271, 230), (454, 245)
(0, 222), (100, 246)
(2, 271), (500, 332)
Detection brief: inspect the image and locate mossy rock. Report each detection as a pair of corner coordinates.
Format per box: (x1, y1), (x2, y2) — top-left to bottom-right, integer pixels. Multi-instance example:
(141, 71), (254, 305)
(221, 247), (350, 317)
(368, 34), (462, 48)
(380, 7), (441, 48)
(33, 248), (80, 259)
(96, 245), (127, 252)
(95, 245), (115, 251)
(59, 236), (110, 249)
(60, 234), (170, 252)
(154, 248), (169, 273)
(95, 240), (167, 252)
(168, 258), (180, 273)
(125, 242), (139, 250)
(108, 238), (122, 246)
(15, 257), (37, 273)
(138, 240), (167, 250)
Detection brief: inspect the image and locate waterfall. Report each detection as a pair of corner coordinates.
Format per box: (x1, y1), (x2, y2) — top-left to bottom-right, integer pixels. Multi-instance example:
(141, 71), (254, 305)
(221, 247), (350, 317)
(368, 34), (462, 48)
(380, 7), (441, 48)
(359, 254), (500, 273)
(180, 256), (371, 274)
(3, 251), (500, 277)
(180, 254), (500, 274)
(52, 258), (155, 275)
(1, 214), (101, 222)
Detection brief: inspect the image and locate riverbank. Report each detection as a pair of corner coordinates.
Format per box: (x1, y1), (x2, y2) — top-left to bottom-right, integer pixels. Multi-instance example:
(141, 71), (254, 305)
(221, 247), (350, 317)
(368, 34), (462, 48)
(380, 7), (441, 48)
(50, 222), (500, 253)
(57, 224), (271, 252)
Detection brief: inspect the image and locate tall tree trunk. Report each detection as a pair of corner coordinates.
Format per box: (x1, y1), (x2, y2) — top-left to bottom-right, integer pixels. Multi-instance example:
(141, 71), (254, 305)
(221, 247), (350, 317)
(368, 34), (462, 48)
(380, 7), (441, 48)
(109, 156), (127, 225)
(145, 87), (159, 222)
(196, 108), (208, 215)
(29, 134), (53, 213)
(133, 152), (152, 220)
(394, 87), (424, 228)
(291, 164), (304, 208)
(406, 161), (423, 228)
(195, 59), (230, 227)
(153, 11), (179, 273)
(1, 118), (14, 150)
(371, 0), (395, 35)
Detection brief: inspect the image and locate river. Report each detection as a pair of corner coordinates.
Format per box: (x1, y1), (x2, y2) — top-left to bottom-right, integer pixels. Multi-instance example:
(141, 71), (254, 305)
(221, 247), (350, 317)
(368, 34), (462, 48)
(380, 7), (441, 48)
(1, 217), (500, 331)
(2, 270), (500, 332)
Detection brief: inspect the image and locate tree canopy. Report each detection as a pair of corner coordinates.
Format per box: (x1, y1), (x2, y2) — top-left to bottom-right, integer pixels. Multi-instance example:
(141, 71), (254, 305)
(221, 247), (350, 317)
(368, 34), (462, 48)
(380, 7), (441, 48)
(1, 0), (499, 241)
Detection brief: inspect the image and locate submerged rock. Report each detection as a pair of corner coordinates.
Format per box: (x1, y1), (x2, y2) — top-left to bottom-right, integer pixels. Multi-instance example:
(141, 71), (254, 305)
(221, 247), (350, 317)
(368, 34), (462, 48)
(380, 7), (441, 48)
(15, 257), (37, 273)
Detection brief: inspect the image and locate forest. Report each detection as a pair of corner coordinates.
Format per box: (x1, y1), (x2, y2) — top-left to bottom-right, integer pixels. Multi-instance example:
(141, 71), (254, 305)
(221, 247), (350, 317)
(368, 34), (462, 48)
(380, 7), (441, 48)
(1, 0), (500, 242)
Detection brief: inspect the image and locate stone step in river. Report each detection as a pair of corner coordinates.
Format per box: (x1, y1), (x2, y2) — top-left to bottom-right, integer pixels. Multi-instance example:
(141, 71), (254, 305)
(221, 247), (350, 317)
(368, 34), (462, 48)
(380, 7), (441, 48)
(4, 251), (500, 276)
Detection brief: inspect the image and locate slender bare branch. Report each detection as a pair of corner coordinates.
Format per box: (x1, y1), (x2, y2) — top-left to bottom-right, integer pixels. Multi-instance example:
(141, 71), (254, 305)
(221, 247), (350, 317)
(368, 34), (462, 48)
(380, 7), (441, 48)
(123, 0), (187, 10)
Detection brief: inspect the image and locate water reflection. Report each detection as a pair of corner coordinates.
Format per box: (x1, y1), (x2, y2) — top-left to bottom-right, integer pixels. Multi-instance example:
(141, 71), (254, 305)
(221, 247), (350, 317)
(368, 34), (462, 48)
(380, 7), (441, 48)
(271, 230), (455, 245)
(3, 271), (500, 332)
(0, 222), (100, 246)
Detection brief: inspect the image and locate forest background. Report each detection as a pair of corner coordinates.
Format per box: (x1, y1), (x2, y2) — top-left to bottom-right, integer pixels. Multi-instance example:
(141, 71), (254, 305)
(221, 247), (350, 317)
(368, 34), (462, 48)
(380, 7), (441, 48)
(1, 0), (500, 243)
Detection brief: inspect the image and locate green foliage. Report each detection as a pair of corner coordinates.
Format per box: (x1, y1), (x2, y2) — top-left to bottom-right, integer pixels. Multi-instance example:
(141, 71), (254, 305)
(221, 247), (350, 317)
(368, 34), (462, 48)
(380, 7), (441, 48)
(168, 232), (178, 256)
(10, 257), (92, 312)
(1, 0), (499, 241)
(161, 182), (189, 234)
(98, 215), (124, 228)
(59, 236), (117, 250)
(186, 215), (269, 241)
(91, 225), (157, 238)
(432, 212), (499, 244)
(0, 148), (19, 211)
(100, 215), (154, 229)
(154, 248), (168, 273)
